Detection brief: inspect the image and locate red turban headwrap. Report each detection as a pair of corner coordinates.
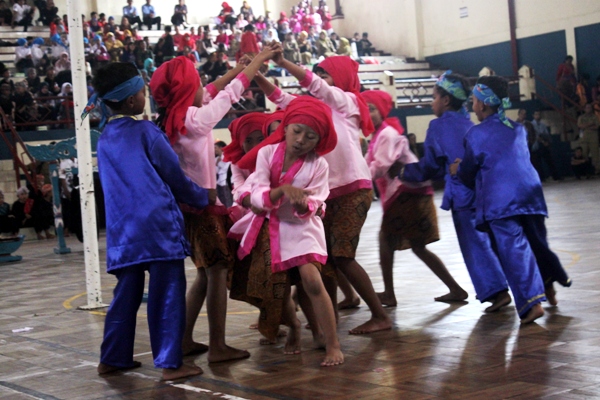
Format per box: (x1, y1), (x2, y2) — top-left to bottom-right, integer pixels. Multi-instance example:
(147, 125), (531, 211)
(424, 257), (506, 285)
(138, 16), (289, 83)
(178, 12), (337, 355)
(149, 56), (200, 144)
(360, 90), (404, 135)
(237, 96), (338, 171)
(318, 56), (375, 136)
(223, 112), (268, 164)
(262, 110), (285, 137)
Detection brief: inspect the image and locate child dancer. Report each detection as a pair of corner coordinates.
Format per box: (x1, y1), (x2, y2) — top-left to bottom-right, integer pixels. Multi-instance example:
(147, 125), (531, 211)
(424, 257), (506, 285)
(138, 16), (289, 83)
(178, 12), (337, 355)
(89, 62), (208, 380)
(361, 89), (467, 305)
(252, 50), (392, 335)
(231, 95), (343, 366)
(399, 71), (510, 312)
(149, 49), (274, 363)
(452, 76), (570, 323)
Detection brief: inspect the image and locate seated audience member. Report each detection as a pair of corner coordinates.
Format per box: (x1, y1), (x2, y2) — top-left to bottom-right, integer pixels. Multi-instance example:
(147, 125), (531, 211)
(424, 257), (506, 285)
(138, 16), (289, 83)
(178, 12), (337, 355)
(297, 31), (312, 64)
(35, 82), (57, 120)
(58, 82), (74, 123)
(235, 14), (248, 30)
(283, 32), (299, 63)
(239, 0), (253, 20)
(0, 0), (13, 25)
(54, 52), (71, 72)
(215, 26), (229, 49)
(11, 187), (34, 234)
(89, 12), (101, 32)
(12, 82), (37, 125)
(316, 31), (335, 58)
(12, 0), (34, 32)
(44, 67), (61, 94)
(15, 38), (34, 73)
(0, 83), (14, 124)
(105, 33), (124, 62)
(134, 40), (152, 69)
(531, 110), (560, 181)
(142, 0), (161, 30)
(571, 147), (594, 180)
(160, 26), (175, 62)
(359, 32), (372, 56)
(0, 69), (14, 91)
(120, 41), (136, 64)
(0, 190), (19, 237)
(122, 0), (143, 29)
(26, 68), (41, 93)
(171, 0), (187, 28)
(38, 0), (58, 26)
(153, 37), (165, 66)
(337, 37), (352, 56)
(219, 1), (236, 26)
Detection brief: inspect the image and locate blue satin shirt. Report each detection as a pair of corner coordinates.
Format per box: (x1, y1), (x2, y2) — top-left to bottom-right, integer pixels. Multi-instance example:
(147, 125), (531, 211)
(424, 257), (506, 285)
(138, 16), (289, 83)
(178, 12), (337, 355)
(97, 117), (209, 272)
(457, 114), (547, 227)
(403, 111), (475, 211)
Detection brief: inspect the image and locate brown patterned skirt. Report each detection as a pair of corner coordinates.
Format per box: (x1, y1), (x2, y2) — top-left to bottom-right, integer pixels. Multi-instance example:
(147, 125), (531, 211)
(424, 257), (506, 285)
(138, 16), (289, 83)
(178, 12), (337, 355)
(230, 220), (321, 342)
(183, 211), (234, 269)
(381, 192), (440, 251)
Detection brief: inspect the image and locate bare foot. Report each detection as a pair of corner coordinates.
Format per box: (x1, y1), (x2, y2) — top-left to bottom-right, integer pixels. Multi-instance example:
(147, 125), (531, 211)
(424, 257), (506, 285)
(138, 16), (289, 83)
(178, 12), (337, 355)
(545, 284), (558, 306)
(284, 321), (301, 355)
(348, 317), (392, 335)
(520, 303), (544, 324)
(484, 291), (512, 313)
(182, 341), (209, 356)
(161, 363), (203, 381)
(97, 361), (142, 375)
(207, 345), (250, 363)
(338, 297), (360, 310)
(376, 292), (397, 307)
(321, 347), (344, 367)
(434, 289), (468, 302)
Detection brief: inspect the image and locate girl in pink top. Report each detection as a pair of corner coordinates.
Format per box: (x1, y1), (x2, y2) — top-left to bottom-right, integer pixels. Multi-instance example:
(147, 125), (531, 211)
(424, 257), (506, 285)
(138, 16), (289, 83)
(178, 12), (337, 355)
(230, 96), (343, 366)
(252, 50), (391, 335)
(149, 48), (276, 364)
(361, 90), (467, 307)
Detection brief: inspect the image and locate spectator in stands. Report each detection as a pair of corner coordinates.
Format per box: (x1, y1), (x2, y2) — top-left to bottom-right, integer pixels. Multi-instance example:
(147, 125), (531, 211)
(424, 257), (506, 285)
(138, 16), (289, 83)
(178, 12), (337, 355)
(571, 146), (594, 179)
(50, 16), (66, 36)
(12, 0), (35, 32)
(122, 0), (143, 29)
(143, 57), (155, 77)
(0, 190), (19, 238)
(228, 29), (241, 59)
(26, 68), (41, 93)
(310, 6), (322, 33)
(240, 24), (259, 59)
(160, 25), (175, 62)
(200, 52), (217, 81)
(44, 66), (60, 94)
(337, 37), (351, 56)
(105, 33), (124, 62)
(316, 30), (335, 58)
(218, 2), (235, 26)
(54, 51), (71, 72)
(0, 0), (13, 26)
(329, 32), (338, 50)
(0, 83), (14, 124)
(58, 82), (74, 123)
(516, 108), (526, 123)
(352, 32), (361, 54)
(38, 0), (58, 26)
(15, 38), (33, 73)
(142, 0), (160, 30)
(61, 14), (69, 32)
(235, 13), (248, 30)
(35, 82), (56, 120)
(530, 111), (560, 181)
(89, 12), (101, 32)
(322, 6), (333, 34)
(0, 69), (14, 91)
(283, 32), (299, 63)
(359, 32), (372, 56)
(13, 81), (36, 126)
(240, 1), (253, 20)
(263, 24), (279, 43)
(215, 25), (229, 49)
(153, 37), (165, 66)
(171, 0), (187, 28)
(134, 40), (152, 69)
(577, 103), (600, 174)
(297, 31), (312, 64)
(121, 41), (136, 64)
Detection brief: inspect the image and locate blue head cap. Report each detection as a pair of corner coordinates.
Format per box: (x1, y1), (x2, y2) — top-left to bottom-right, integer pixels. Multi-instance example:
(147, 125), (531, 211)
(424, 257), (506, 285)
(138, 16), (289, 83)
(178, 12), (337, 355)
(83, 37), (89, 44)
(32, 37), (45, 45)
(17, 38), (27, 46)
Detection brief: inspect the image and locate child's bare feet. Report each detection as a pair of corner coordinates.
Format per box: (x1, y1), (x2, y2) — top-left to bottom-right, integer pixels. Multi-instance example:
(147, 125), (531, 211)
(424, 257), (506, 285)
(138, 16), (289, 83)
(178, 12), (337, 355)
(434, 289), (468, 302)
(338, 296), (360, 310)
(182, 341), (209, 356)
(321, 346), (344, 367)
(207, 345), (250, 363)
(161, 363), (203, 381)
(348, 317), (392, 335)
(376, 292), (397, 307)
(484, 291), (512, 313)
(545, 284), (558, 306)
(284, 320), (302, 355)
(520, 303), (544, 324)
(97, 361), (142, 375)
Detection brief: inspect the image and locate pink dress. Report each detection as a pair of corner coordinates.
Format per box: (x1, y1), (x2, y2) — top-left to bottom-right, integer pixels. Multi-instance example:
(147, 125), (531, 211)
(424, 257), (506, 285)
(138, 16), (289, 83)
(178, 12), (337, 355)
(229, 143), (329, 272)
(365, 122), (433, 211)
(268, 70), (372, 199)
(173, 74), (250, 214)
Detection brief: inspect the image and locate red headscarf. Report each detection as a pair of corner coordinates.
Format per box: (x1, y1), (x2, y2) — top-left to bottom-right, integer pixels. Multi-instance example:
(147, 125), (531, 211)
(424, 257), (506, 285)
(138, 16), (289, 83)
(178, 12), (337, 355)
(360, 90), (404, 135)
(262, 110), (285, 137)
(318, 56), (374, 136)
(237, 96), (338, 171)
(223, 113), (268, 164)
(150, 56), (200, 144)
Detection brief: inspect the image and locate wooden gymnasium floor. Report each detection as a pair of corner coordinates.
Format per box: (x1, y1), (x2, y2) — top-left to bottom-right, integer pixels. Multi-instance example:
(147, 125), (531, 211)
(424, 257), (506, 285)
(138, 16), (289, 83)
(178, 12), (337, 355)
(0, 178), (599, 400)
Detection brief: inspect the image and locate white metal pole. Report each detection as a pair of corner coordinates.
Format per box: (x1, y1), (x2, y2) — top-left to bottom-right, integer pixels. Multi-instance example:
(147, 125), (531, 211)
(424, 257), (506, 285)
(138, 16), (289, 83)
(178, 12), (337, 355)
(66, 0), (106, 309)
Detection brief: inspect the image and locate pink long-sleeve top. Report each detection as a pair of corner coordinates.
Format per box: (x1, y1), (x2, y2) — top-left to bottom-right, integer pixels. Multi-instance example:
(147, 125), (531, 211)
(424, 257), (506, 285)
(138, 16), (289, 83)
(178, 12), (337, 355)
(173, 74), (250, 212)
(228, 143), (329, 272)
(365, 122), (433, 212)
(268, 71), (372, 199)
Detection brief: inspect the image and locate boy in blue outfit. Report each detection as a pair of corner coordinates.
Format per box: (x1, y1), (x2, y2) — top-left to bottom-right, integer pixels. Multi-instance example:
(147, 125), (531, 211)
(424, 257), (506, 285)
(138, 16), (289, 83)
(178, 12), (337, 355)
(88, 62), (212, 379)
(451, 76), (570, 324)
(399, 71), (511, 313)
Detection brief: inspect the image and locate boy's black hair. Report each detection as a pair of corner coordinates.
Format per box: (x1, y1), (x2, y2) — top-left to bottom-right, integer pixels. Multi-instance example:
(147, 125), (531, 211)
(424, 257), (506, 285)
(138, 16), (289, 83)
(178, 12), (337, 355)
(92, 62), (139, 111)
(434, 73), (471, 111)
(215, 141), (227, 148)
(244, 24), (255, 32)
(362, 32), (368, 37)
(476, 76), (508, 111)
(99, 13), (105, 18)
(164, 25), (172, 33)
(564, 55), (573, 62)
